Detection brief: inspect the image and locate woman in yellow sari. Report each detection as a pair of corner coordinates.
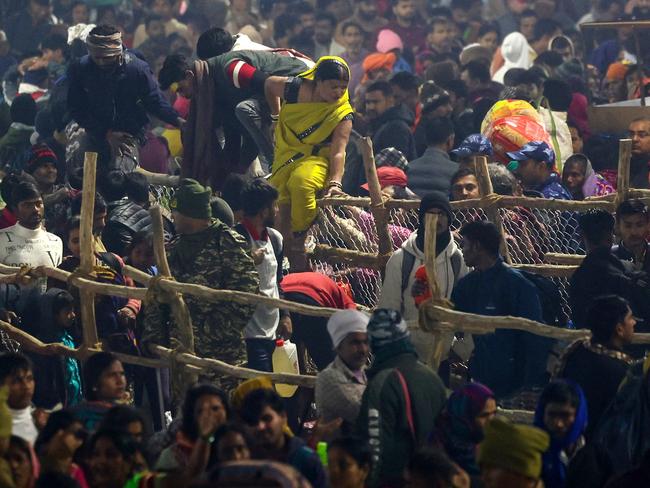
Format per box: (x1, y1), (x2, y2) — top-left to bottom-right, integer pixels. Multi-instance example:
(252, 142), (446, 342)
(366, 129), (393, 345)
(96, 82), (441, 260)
(264, 56), (354, 269)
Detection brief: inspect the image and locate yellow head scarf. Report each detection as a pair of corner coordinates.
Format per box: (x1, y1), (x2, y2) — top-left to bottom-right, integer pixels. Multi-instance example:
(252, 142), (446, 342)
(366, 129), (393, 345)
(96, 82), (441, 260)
(232, 377), (293, 436)
(272, 56), (354, 175)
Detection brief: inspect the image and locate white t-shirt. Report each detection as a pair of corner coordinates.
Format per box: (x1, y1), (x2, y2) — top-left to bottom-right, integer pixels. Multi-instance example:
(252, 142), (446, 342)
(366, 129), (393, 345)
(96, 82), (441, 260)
(0, 223), (63, 292)
(10, 406), (37, 445)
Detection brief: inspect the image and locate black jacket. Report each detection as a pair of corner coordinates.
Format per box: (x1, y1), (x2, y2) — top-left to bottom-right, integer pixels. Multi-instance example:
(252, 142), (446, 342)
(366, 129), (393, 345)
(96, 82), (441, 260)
(569, 246), (650, 330)
(103, 199), (152, 257)
(67, 53), (179, 140)
(370, 104), (417, 161)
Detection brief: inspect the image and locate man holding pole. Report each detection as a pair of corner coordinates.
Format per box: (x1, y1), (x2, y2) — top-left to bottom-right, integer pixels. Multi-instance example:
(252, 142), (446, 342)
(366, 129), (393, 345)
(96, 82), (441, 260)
(141, 179), (259, 392)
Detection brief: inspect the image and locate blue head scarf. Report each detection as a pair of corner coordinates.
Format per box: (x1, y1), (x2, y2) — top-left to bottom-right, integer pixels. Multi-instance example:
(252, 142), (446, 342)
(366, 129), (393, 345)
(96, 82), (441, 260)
(533, 380), (588, 488)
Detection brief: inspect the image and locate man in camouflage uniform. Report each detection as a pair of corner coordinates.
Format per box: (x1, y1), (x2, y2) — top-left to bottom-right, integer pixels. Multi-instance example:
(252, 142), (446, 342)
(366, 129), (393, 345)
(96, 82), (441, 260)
(142, 178), (259, 393)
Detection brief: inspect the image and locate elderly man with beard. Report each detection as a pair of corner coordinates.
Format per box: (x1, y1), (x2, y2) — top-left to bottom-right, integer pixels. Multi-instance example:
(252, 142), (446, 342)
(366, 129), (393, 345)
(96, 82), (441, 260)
(66, 24), (183, 174)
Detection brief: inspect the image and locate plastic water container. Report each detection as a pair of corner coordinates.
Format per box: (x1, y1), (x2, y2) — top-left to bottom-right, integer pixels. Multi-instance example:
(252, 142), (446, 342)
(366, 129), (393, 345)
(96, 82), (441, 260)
(272, 339), (299, 398)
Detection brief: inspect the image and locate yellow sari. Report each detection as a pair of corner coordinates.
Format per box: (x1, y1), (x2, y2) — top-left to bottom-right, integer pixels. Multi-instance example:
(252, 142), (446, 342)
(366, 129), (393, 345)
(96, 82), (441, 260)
(270, 56), (354, 233)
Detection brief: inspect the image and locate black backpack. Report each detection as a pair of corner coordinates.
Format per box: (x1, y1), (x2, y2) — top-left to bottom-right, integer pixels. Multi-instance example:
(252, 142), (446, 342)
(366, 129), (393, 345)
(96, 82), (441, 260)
(517, 269), (566, 327)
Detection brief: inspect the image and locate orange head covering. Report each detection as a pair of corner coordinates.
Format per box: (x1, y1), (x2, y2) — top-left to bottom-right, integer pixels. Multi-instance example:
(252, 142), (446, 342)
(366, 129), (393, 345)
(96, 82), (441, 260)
(606, 62), (629, 81)
(362, 52), (396, 83)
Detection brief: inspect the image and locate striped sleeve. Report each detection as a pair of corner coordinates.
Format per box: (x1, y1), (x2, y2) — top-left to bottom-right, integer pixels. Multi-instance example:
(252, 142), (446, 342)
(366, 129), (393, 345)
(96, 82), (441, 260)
(226, 59), (260, 90)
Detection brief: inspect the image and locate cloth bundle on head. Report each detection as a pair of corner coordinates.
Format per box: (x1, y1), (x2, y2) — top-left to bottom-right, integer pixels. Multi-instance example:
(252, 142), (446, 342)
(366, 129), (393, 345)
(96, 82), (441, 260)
(376, 29), (403, 54)
(25, 143), (58, 174)
(327, 309), (370, 349)
(171, 178), (212, 219)
(367, 308), (409, 349)
(362, 52), (396, 82)
(492, 32), (533, 84)
(460, 44), (492, 67)
(374, 147), (409, 171)
(478, 418), (550, 479)
(361, 166), (407, 191)
(68, 23), (96, 45)
(605, 62), (629, 82)
(417, 191), (452, 254)
(86, 29), (123, 58)
(451, 134), (493, 158)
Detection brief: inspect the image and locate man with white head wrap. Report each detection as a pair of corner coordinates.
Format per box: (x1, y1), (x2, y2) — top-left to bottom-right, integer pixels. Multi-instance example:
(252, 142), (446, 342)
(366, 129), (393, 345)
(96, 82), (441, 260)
(314, 309), (370, 426)
(66, 24), (184, 174)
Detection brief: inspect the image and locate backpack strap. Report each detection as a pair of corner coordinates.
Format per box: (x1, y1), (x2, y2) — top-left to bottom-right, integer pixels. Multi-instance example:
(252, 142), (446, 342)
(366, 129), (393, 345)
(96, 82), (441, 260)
(394, 368), (416, 441)
(450, 249), (462, 284)
(401, 250), (416, 301)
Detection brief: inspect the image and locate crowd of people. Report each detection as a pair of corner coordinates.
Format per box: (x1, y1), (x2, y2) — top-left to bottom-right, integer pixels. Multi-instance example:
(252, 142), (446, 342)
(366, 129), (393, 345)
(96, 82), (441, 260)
(0, 0), (647, 487)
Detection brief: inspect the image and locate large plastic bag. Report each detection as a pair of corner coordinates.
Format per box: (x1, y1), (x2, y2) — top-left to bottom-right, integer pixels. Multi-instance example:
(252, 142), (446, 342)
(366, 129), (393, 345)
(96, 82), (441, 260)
(480, 99), (544, 134)
(483, 115), (551, 164)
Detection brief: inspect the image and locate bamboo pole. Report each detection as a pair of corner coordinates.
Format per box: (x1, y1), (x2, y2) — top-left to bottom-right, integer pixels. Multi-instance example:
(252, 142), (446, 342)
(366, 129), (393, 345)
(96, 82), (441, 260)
(511, 264), (578, 278)
(78, 153), (99, 349)
(474, 156), (511, 263)
(359, 137), (393, 264)
(423, 213), (446, 369)
(543, 253), (585, 265)
(150, 205), (195, 354)
(616, 139), (632, 204)
(135, 167), (180, 186)
(309, 244), (387, 270)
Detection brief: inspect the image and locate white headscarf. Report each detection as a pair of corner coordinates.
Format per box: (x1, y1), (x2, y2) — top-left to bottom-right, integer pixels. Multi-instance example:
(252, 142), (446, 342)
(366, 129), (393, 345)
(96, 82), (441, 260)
(493, 32), (533, 84)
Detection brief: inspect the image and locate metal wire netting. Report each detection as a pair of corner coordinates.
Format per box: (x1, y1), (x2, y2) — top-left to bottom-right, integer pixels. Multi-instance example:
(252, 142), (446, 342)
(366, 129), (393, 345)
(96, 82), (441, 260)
(311, 201), (583, 316)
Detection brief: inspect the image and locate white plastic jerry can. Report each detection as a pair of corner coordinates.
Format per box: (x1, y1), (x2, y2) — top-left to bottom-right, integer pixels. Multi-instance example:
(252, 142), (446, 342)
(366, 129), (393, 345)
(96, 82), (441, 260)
(272, 339), (299, 398)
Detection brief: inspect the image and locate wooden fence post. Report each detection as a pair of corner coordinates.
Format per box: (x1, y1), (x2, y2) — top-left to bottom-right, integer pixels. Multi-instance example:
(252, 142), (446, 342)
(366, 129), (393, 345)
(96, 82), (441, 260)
(616, 139), (632, 204)
(79, 153), (99, 349)
(358, 137), (393, 268)
(422, 212), (446, 370)
(474, 156), (512, 264)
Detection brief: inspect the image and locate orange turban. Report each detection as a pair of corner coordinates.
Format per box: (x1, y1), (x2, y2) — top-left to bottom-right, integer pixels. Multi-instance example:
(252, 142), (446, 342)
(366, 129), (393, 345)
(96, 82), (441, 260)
(362, 52), (397, 82)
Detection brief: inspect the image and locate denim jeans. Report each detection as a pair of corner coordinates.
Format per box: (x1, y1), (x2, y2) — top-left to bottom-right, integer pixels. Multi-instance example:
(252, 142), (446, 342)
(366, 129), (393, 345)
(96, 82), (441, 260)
(246, 338), (277, 372)
(235, 98), (273, 173)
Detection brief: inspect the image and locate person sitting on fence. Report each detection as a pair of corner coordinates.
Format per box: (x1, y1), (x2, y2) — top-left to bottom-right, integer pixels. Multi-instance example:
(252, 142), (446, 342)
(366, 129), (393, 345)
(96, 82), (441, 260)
(561, 153), (615, 200)
(356, 309), (446, 488)
(100, 171), (153, 258)
(612, 199), (650, 274)
(507, 141), (573, 200)
(555, 295), (637, 438)
(378, 192), (469, 362)
(430, 382), (497, 481)
(141, 178), (259, 393)
(533, 380), (588, 488)
(156, 384), (229, 473)
(264, 56), (354, 271)
(569, 209), (650, 331)
(315, 309), (370, 431)
(70, 352), (127, 431)
(281, 271), (357, 370)
(240, 387), (328, 488)
(452, 221), (553, 398)
(0, 352), (38, 444)
(0, 180), (63, 294)
(450, 167), (480, 202)
(234, 179), (290, 373)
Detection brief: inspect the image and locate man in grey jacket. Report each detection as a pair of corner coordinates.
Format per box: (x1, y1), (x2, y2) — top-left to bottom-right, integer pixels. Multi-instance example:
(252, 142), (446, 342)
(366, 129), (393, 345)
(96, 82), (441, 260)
(407, 116), (458, 197)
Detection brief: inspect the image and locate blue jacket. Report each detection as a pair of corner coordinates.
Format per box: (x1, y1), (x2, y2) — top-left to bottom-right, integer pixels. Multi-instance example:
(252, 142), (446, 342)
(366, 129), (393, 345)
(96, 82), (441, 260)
(538, 173), (573, 200)
(66, 52), (179, 139)
(452, 258), (549, 397)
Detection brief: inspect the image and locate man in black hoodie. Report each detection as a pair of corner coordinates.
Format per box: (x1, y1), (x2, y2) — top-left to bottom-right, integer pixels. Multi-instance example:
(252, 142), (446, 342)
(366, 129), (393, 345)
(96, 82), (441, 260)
(364, 80), (417, 161)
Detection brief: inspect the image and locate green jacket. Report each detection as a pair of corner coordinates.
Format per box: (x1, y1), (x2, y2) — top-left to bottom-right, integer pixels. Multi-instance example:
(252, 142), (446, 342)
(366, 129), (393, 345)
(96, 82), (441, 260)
(142, 220), (259, 376)
(357, 350), (446, 487)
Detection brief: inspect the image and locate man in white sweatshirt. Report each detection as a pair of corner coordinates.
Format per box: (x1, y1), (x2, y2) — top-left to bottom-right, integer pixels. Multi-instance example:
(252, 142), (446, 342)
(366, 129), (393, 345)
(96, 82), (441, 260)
(377, 192), (470, 363)
(0, 180), (62, 292)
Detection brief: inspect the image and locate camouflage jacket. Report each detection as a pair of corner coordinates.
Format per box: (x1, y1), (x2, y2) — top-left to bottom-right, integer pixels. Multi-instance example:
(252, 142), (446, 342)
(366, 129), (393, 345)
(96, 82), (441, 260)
(142, 220), (259, 366)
